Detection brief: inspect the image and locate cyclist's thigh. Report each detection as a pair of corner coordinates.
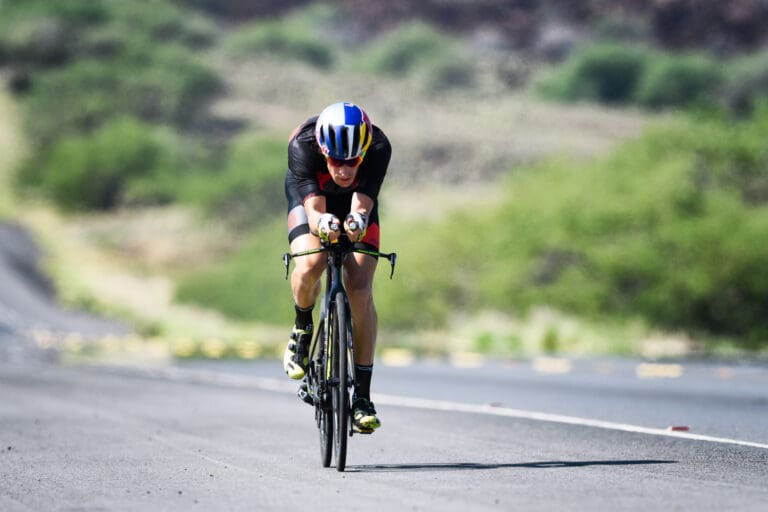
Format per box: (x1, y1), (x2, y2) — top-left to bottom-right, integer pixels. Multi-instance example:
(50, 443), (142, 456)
(286, 199), (324, 271)
(286, 172), (310, 243)
(344, 251), (378, 292)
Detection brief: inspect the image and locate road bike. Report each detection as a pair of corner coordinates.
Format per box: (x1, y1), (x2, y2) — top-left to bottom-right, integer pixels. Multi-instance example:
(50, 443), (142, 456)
(282, 230), (396, 472)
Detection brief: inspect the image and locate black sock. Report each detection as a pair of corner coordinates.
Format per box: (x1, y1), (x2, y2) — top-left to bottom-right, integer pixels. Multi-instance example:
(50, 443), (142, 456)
(354, 364), (373, 400)
(294, 304), (314, 331)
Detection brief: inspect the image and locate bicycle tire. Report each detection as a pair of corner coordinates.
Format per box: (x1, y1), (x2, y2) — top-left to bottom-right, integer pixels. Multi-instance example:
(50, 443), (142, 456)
(332, 291), (350, 471)
(314, 321), (333, 468)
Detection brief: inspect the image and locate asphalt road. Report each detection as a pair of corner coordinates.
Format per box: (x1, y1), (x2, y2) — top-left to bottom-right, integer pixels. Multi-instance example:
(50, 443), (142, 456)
(2, 351), (767, 511)
(2, 220), (768, 510)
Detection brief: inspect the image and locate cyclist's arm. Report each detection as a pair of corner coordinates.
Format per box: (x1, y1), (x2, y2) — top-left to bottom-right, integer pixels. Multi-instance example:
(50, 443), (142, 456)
(304, 195), (329, 237)
(350, 192), (373, 219)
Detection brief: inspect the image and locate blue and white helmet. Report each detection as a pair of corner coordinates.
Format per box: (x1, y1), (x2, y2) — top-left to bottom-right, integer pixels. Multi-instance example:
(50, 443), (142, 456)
(315, 102), (373, 160)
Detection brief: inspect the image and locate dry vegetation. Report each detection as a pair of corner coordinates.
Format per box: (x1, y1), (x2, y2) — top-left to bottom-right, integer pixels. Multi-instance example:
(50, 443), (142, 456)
(211, 56), (650, 189)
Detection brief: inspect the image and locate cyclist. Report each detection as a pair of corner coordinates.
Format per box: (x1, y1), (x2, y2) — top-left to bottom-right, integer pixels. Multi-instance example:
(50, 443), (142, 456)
(283, 101), (391, 432)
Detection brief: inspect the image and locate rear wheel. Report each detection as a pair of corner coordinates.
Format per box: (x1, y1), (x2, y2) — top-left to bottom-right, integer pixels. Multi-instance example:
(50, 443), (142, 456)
(332, 292), (350, 471)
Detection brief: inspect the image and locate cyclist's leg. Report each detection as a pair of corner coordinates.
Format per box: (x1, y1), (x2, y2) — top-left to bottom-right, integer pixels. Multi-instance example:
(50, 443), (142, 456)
(286, 172), (326, 309)
(344, 229), (382, 431)
(344, 205), (381, 366)
(284, 225), (324, 379)
(343, 250), (378, 366)
(289, 231), (324, 309)
(284, 178), (327, 378)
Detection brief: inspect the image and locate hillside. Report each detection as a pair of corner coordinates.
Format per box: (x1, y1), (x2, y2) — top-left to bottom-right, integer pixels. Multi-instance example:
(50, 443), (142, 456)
(183, 1), (768, 53)
(2, 1), (767, 358)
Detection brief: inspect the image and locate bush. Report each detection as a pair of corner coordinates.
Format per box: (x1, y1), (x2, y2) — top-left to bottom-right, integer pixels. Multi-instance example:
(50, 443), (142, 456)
(175, 219), (293, 323)
(356, 21), (476, 88)
(182, 133), (287, 227)
(537, 43), (650, 104)
(451, 110), (768, 348)
(0, 0), (216, 68)
(633, 54), (724, 109)
(0, 0), (109, 67)
(23, 48), (220, 144)
(1, 0), (221, 144)
(722, 52), (768, 116)
(416, 49), (477, 92)
(17, 117), (185, 211)
(224, 5), (337, 68)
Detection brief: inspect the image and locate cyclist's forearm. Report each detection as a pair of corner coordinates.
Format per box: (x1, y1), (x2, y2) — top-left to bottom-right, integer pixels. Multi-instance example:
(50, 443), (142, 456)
(350, 192), (373, 217)
(304, 196), (329, 235)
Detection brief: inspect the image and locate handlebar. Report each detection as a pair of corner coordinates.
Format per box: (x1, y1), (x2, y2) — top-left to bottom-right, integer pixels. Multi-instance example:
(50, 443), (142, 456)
(282, 239), (397, 280)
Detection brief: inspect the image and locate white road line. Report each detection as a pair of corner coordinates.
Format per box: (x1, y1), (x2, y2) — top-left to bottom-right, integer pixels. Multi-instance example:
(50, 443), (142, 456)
(124, 366), (768, 451)
(372, 394), (768, 451)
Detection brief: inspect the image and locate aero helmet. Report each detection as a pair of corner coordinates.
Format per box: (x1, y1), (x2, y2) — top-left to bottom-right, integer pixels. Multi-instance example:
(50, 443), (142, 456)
(315, 102), (372, 160)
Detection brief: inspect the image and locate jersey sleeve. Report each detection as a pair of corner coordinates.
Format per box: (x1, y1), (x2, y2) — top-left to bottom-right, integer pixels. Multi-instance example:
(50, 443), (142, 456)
(287, 124), (323, 202)
(355, 128), (391, 201)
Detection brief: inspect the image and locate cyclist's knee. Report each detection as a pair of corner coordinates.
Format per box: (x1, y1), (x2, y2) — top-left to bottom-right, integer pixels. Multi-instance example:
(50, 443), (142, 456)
(346, 281), (374, 305)
(290, 235), (326, 279)
(293, 255), (326, 284)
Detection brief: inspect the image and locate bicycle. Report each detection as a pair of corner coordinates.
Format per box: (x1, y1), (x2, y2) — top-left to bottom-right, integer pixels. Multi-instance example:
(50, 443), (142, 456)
(282, 227), (396, 472)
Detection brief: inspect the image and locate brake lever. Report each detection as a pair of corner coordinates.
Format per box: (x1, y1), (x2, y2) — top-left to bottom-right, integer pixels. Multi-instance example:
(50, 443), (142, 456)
(282, 253), (292, 280)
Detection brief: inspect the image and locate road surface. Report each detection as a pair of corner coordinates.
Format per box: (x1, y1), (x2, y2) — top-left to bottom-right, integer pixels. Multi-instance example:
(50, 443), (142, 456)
(1, 220), (767, 510)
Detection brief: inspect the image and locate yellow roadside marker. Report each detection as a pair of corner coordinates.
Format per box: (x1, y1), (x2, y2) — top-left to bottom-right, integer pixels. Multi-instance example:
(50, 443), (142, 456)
(636, 363), (683, 379)
(532, 357), (572, 374)
(450, 351), (485, 368)
(380, 348), (415, 367)
(236, 340), (262, 359)
(201, 338), (227, 359)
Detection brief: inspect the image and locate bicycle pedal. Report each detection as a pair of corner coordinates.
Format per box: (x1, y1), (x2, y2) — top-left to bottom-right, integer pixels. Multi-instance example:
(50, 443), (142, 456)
(297, 383), (314, 406)
(353, 426), (375, 435)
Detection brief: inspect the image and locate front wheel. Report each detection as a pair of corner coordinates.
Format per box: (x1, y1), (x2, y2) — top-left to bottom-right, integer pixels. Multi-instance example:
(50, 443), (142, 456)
(332, 291), (350, 472)
(313, 322), (332, 468)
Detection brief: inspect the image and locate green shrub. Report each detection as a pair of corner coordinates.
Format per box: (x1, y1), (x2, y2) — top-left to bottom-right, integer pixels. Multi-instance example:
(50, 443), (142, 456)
(175, 219), (293, 323)
(332, 109), (768, 347)
(722, 52), (768, 116)
(0, 0), (109, 66)
(18, 117), (185, 211)
(23, 49), (220, 143)
(224, 5), (336, 68)
(182, 133), (287, 227)
(462, 110), (768, 348)
(1, 0), (221, 144)
(633, 54), (724, 109)
(356, 21), (476, 85)
(416, 49), (477, 92)
(104, 1), (217, 49)
(372, 216), (469, 329)
(537, 43), (650, 104)
(0, 0), (215, 67)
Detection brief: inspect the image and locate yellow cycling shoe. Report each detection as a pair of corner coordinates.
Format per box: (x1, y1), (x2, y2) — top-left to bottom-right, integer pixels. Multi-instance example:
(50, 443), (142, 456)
(352, 397), (381, 431)
(283, 326), (311, 380)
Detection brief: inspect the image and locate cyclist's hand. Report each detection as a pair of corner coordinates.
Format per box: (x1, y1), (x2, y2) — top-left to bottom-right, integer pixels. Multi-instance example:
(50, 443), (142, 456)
(344, 212), (367, 242)
(317, 213), (341, 243)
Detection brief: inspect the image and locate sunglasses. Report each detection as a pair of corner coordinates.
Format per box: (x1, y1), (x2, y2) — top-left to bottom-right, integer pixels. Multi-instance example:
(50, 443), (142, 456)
(326, 155), (363, 167)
